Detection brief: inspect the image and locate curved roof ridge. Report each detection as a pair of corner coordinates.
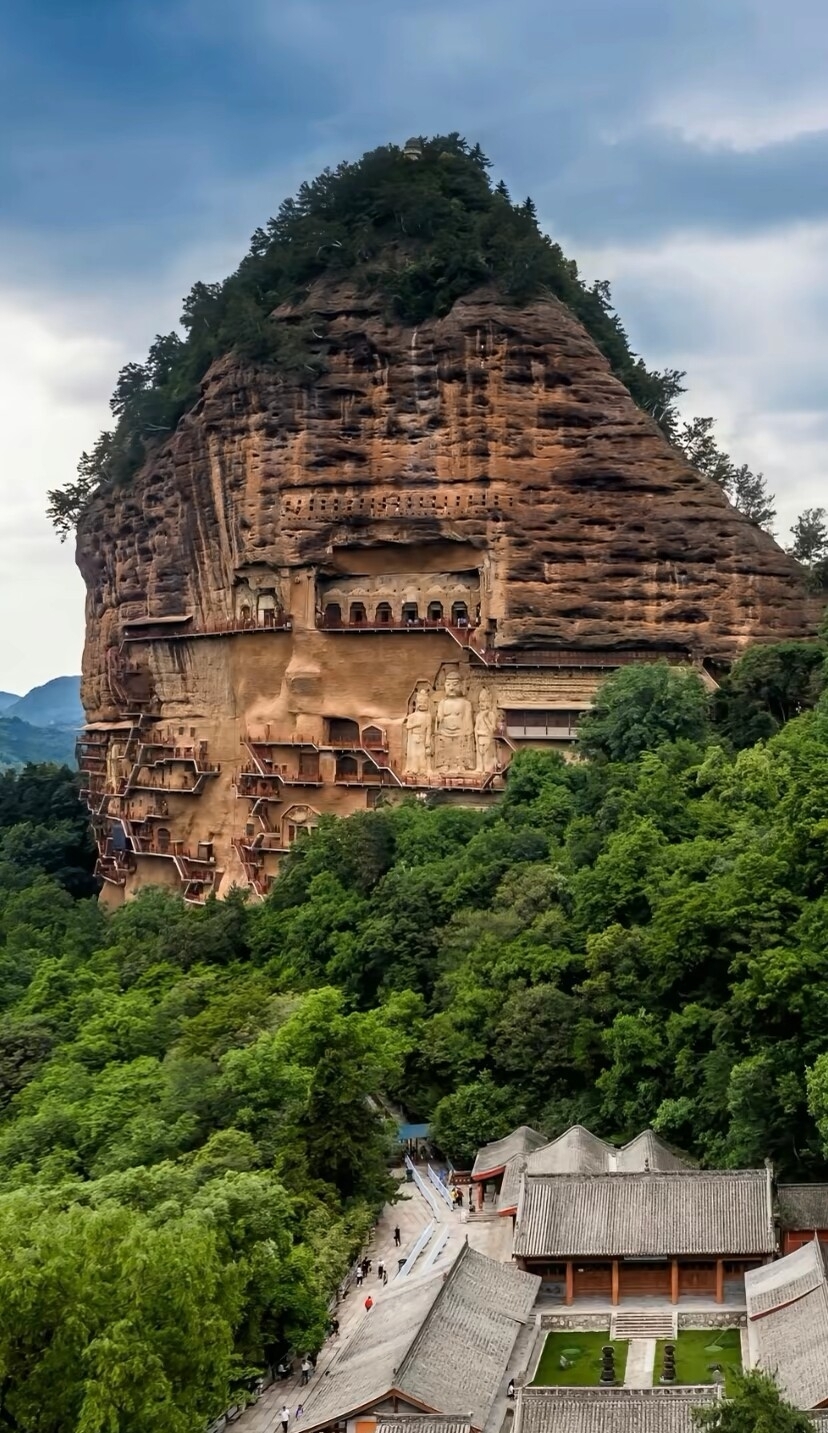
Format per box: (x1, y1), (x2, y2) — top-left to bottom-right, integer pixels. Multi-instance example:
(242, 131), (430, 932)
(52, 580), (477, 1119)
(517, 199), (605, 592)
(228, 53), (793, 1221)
(524, 1124), (615, 1176)
(472, 1125), (546, 1180)
(616, 1129), (692, 1171)
(522, 1166), (765, 1181)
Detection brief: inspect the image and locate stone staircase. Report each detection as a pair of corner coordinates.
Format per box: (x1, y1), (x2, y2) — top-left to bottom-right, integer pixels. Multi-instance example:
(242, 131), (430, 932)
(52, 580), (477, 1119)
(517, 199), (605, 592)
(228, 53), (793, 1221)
(611, 1310), (677, 1340)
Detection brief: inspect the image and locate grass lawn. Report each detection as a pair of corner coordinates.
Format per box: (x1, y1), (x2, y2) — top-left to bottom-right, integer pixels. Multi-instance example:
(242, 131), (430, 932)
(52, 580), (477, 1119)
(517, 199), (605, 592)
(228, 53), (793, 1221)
(532, 1332), (629, 1386)
(654, 1329), (742, 1395)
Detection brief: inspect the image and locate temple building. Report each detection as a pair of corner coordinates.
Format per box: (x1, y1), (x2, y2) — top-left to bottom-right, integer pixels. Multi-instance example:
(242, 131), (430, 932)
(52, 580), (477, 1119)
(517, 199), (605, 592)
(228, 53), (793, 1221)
(293, 1243), (539, 1433)
(471, 1124), (690, 1217)
(513, 1387), (721, 1433)
(512, 1167), (776, 1305)
(777, 1186), (828, 1256)
(745, 1239), (828, 1409)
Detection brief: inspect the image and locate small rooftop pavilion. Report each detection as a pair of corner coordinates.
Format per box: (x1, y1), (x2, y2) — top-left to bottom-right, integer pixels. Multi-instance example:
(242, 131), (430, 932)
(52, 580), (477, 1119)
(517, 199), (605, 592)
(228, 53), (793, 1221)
(471, 1123), (691, 1217)
(778, 1185), (828, 1255)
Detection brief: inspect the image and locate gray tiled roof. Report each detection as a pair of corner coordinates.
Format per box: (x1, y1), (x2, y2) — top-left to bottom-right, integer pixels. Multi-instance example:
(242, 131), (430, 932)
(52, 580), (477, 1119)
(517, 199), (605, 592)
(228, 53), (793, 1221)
(778, 1186), (828, 1231)
(472, 1126), (546, 1180)
(399, 1245), (539, 1425)
(523, 1127), (690, 1177)
(377, 1421), (471, 1433)
(514, 1169), (775, 1258)
(615, 1130), (690, 1173)
(746, 1240), (828, 1408)
(497, 1153), (528, 1212)
(525, 1126), (615, 1176)
(514, 1386), (720, 1433)
(745, 1240), (826, 1315)
(299, 1244), (540, 1433)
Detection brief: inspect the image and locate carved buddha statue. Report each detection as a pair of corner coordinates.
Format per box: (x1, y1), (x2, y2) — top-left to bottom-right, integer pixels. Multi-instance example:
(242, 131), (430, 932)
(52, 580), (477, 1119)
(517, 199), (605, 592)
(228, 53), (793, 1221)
(434, 670), (474, 772)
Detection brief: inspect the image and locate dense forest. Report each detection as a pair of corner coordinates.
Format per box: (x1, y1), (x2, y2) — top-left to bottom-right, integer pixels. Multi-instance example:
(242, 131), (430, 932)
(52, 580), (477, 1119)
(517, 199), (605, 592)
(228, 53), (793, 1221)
(0, 635), (826, 1428)
(47, 133), (781, 542)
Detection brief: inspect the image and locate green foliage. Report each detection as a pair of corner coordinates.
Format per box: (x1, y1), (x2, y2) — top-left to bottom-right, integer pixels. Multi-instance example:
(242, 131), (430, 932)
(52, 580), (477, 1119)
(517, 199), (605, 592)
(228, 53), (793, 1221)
(714, 640), (826, 748)
(2, 653), (828, 1421)
(674, 415), (777, 532)
(0, 1197), (239, 1433)
(431, 1073), (519, 1166)
(692, 1369), (813, 1432)
(50, 135), (687, 533)
(577, 663), (711, 762)
(0, 719), (77, 771)
(789, 506), (828, 590)
(0, 764), (96, 896)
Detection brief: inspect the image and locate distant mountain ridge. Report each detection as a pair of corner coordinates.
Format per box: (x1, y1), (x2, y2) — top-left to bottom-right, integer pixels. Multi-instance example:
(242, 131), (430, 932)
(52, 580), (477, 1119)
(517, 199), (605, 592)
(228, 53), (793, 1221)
(0, 676), (81, 770)
(0, 718), (77, 770)
(5, 676), (83, 728)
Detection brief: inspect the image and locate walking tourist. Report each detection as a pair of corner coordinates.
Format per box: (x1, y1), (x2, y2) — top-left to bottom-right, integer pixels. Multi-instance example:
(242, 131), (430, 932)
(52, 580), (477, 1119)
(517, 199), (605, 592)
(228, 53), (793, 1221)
(300, 1357), (312, 1386)
(377, 1257), (385, 1280)
(394, 1226), (401, 1246)
(280, 1406), (290, 1433)
(364, 1295), (374, 1312)
(507, 1380), (515, 1400)
(355, 1265), (363, 1287)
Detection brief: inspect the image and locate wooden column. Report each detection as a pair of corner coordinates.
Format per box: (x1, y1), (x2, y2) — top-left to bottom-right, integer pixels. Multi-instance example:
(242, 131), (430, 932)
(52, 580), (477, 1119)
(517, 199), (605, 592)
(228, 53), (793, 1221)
(565, 1261), (574, 1306)
(715, 1258), (724, 1305)
(611, 1260), (620, 1306)
(477, 1182), (484, 1211)
(671, 1259), (679, 1305)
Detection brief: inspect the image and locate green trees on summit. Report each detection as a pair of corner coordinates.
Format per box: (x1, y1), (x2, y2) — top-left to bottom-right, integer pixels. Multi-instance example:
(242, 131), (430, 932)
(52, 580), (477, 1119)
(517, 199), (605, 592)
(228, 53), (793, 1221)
(673, 415), (777, 532)
(49, 135), (689, 534)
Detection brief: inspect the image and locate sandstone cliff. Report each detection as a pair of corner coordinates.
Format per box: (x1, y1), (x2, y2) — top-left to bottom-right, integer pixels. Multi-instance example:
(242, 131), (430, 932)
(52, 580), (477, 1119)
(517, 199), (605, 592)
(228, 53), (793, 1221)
(78, 282), (813, 714)
(75, 280), (817, 903)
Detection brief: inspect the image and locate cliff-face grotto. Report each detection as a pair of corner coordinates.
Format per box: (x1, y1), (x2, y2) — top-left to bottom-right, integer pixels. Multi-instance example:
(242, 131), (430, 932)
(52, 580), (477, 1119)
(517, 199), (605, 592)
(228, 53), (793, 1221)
(75, 281), (818, 902)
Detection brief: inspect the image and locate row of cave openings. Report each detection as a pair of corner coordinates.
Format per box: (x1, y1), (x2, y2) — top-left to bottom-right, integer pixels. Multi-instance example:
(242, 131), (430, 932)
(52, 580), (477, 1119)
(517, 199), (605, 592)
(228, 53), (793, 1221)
(321, 599), (473, 628)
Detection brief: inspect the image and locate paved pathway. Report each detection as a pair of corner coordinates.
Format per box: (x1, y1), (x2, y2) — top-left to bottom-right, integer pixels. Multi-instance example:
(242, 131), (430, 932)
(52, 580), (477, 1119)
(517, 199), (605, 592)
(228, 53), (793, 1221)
(238, 1170), (500, 1433)
(624, 1338), (656, 1388)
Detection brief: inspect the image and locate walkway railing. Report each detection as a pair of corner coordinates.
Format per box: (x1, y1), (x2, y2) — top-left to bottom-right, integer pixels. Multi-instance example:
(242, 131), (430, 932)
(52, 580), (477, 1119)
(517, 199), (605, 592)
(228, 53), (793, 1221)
(404, 1155), (442, 1217)
(396, 1220), (434, 1279)
(427, 1163), (454, 1209)
(421, 1225), (452, 1271)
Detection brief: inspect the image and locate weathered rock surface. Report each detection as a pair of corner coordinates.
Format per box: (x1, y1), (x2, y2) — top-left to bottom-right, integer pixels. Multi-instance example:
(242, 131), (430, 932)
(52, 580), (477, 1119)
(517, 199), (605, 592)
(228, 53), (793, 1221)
(75, 283), (818, 901)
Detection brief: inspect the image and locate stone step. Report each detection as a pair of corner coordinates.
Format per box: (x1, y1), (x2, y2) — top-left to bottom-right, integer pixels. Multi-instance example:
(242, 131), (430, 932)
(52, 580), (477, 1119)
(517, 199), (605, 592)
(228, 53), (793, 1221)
(611, 1311), (677, 1340)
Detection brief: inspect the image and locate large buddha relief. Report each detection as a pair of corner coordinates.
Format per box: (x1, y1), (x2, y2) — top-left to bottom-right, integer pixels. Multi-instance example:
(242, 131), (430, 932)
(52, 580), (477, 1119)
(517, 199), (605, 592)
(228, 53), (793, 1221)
(402, 668), (503, 779)
(434, 667), (475, 772)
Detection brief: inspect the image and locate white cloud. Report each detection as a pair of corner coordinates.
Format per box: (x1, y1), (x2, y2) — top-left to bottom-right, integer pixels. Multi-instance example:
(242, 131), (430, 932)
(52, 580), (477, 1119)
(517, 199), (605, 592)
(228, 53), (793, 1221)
(649, 92), (828, 152)
(0, 293), (121, 694)
(0, 182), (302, 696)
(570, 220), (828, 539)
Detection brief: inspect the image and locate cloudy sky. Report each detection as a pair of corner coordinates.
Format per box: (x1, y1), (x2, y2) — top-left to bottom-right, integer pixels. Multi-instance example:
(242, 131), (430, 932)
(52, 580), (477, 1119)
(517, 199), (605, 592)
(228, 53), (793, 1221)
(2, 0), (827, 694)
